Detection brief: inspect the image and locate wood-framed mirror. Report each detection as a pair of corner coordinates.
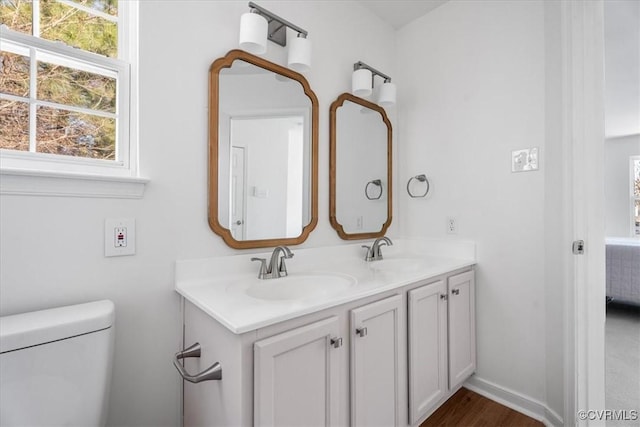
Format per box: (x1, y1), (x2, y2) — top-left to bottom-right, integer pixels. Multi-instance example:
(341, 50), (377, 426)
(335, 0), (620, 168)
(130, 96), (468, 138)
(330, 93), (392, 240)
(209, 50), (318, 249)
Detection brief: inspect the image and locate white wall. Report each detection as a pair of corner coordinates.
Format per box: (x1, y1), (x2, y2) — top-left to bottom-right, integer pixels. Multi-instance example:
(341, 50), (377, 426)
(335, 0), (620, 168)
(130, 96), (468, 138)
(0, 1), (397, 426)
(605, 134), (640, 236)
(396, 0), (549, 407)
(542, 0), (565, 419)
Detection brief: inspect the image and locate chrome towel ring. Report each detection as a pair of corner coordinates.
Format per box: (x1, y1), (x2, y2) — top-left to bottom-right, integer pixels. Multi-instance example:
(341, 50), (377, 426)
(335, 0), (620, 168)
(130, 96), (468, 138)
(365, 179), (383, 200)
(407, 174), (430, 198)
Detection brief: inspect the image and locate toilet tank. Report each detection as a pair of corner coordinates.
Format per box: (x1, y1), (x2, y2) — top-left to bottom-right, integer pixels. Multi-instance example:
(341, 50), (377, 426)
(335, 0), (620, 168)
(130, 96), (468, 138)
(0, 300), (115, 427)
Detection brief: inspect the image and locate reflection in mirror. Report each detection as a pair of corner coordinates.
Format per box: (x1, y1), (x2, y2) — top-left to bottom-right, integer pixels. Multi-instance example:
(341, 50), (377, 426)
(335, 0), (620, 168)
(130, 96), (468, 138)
(209, 50), (318, 249)
(227, 115), (305, 241)
(330, 93), (392, 240)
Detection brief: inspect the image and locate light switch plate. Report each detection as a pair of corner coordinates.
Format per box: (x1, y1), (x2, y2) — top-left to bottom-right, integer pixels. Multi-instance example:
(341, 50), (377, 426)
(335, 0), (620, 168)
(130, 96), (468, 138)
(105, 218), (135, 257)
(511, 147), (539, 172)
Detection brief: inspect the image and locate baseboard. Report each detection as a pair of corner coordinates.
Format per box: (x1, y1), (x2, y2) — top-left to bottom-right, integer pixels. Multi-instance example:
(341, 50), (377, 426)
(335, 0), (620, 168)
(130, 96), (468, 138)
(464, 376), (564, 427)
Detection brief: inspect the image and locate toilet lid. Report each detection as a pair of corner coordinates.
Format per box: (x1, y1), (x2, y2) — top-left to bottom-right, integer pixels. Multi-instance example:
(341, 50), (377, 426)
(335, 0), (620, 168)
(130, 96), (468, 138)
(0, 300), (114, 353)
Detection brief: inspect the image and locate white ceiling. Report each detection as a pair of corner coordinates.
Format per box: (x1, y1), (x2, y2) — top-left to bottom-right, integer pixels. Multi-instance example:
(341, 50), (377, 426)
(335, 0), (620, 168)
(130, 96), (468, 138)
(358, 0), (639, 139)
(357, 0), (448, 29)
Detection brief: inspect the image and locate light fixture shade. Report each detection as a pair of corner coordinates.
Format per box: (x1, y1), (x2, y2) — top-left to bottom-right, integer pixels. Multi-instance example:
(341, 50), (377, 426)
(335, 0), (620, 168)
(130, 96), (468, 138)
(288, 36), (311, 73)
(352, 68), (372, 97)
(239, 12), (267, 55)
(378, 81), (396, 106)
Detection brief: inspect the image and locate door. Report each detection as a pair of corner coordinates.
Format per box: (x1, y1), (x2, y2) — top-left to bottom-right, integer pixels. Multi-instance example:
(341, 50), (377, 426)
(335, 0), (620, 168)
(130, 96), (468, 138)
(230, 146), (246, 240)
(350, 294), (402, 427)
(254, 317), (342, 427)
(447, 271), (476, 390)
(408, 280), (448, 424)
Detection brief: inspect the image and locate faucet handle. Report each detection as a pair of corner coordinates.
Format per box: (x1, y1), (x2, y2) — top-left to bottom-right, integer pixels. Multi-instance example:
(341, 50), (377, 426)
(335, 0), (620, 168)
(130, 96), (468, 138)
(278, 257), (289, 277)
(361, 245), (374, 261)
(251, 257), (268, 279)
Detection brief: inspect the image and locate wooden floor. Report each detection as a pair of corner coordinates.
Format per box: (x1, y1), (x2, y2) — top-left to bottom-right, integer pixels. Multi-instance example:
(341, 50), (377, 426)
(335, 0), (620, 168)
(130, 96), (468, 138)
(420, 388), (544, 427)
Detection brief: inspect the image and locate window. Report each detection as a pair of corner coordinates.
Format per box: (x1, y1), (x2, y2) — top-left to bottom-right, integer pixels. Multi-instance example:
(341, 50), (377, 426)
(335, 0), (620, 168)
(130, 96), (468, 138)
(633, 156), (640, 236)
(0, 0), (138, 179)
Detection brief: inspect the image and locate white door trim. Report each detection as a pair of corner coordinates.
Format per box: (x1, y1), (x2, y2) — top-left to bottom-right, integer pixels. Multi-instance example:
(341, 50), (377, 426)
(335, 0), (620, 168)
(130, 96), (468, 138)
(561, 1), (606, 425)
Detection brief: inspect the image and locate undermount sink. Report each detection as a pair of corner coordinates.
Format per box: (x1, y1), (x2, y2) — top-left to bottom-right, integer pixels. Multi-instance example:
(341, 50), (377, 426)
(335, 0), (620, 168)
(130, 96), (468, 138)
(367, 257), (426, 273)
(245, 273), (357, 301)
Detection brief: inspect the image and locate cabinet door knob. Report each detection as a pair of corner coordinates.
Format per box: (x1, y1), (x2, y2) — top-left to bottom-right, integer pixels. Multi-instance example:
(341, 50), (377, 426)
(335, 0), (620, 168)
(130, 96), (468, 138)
(451, 289), (460, 295)
(355, 327), (368, 337)
(440, 294), (448, 300)
(330, 337), (343, 348)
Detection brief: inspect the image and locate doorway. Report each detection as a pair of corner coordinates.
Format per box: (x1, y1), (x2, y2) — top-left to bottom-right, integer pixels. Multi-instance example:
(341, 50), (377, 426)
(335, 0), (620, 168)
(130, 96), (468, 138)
(603, 0), (640, 422)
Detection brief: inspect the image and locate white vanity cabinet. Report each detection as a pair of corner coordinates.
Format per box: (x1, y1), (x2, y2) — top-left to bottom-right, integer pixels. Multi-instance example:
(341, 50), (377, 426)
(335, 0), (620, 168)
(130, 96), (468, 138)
(351, 295), (403, 427)
(179, 267), (475, 427)
(447, 270), (476, 390)
(407, 270), (476, 424)
(254, 316), (342, 426)
(408, 280), (448, 424)
(253, 294), (404, 427)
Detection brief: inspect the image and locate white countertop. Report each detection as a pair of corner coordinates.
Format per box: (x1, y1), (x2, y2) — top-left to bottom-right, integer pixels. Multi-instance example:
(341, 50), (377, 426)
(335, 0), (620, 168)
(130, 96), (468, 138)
(175, 239), (476, 334)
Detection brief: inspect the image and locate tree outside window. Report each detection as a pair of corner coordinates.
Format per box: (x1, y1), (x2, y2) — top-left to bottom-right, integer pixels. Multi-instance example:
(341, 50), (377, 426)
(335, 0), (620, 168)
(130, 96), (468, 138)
(0, 0), (126, 163)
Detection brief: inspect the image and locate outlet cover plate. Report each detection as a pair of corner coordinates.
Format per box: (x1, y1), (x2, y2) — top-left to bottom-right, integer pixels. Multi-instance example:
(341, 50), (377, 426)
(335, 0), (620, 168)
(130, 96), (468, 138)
(447, 217), (458, 234)
(511, 147), (539, 172)
(105, 218), (135, 257)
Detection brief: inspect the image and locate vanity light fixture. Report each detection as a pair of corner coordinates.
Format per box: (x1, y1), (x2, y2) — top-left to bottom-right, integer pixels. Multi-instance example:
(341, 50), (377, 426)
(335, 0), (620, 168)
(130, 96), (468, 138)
(239, 2), (312, 72)
(352, 61), (396, 106)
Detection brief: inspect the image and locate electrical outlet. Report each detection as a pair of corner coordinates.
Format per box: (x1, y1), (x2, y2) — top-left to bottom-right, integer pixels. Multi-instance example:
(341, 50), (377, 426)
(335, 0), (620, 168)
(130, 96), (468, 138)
(105, 218), (135, 257)
(356, 216), (363, 230)
(447, 217), (458, 234)
(114, 227), (127, 247)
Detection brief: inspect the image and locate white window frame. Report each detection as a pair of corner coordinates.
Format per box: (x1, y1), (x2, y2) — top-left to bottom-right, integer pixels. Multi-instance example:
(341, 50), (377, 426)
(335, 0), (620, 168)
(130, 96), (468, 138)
(0, 0), (146, 198)
(631, 155), (640, 236)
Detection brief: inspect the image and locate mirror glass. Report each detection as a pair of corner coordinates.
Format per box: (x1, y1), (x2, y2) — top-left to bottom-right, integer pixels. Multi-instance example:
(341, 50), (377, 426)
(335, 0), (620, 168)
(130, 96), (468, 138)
(330, 93), (392, 239)
(209, 50), (318, 249)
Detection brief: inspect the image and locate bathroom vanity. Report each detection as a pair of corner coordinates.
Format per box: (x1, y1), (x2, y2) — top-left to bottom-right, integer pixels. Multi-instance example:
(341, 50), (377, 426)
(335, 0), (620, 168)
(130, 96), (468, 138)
(175, 239), (476, 426)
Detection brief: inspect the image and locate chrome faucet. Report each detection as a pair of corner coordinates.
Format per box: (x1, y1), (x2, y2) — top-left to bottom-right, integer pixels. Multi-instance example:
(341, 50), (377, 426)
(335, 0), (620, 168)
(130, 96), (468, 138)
(251, 246), (294, 279)
(362, 236), (393, 261)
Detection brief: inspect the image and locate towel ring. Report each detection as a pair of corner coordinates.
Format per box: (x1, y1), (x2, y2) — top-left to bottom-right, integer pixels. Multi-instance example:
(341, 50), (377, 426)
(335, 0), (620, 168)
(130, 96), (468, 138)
(365, 179), (383, 200)
(407, 174), (430, 198)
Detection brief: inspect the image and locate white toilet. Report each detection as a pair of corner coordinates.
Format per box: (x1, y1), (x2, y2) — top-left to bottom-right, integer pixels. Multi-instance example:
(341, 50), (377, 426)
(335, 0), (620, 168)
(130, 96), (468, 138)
(0, 300), (115, 427)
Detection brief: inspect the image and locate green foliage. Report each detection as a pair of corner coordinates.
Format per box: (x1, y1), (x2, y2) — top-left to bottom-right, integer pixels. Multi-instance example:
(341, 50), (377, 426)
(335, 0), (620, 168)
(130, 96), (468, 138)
(38, 62), (116, 112)
(0, 0), (118, 160)
(0, 0), (33, 34)
(40, 0), (117, 58)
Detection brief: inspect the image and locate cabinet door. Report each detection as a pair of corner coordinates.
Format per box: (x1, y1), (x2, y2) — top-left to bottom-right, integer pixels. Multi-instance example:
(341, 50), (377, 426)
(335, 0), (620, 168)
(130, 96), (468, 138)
(351, 294), (403, 427)
(408, 280), (448, 424)
(448, 270), (476, 390)
(254, 316), (342, 427)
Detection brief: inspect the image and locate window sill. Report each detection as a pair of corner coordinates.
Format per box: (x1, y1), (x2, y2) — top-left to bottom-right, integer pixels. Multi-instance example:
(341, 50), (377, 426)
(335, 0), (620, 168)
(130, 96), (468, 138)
(0, 168), (149, 199)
